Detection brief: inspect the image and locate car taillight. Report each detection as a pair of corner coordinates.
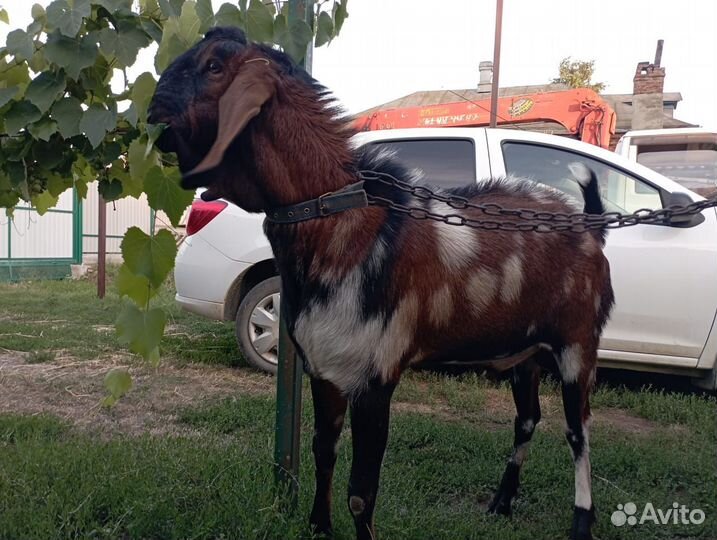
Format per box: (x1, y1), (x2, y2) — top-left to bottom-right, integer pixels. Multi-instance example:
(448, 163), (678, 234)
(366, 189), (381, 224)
(186, 199), (228, 236)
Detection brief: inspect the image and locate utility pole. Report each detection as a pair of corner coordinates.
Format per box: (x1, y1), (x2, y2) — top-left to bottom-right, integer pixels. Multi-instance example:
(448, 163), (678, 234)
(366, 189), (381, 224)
(274, 0), (314, 509)
(97, 193), (106, 298)
(489, 0), (504, 128)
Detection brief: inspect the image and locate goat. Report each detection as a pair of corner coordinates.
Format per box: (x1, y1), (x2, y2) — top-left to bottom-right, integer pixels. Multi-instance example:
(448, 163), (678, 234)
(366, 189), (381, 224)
(149, 27), (614, 540)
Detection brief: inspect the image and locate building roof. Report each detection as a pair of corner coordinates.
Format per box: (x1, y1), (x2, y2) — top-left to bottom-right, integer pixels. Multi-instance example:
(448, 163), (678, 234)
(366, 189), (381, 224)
(357, 83), (570, 116)
(602, 92), (695, 131)
(356, 86), (696, 134)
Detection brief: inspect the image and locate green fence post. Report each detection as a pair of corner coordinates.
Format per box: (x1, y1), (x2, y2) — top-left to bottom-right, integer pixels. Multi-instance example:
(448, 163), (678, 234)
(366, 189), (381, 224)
(274, 0), (314, 509)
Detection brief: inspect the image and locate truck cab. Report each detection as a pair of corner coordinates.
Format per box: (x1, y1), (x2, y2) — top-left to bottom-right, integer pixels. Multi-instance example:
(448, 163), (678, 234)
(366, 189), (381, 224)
(615, 128), (717, 198)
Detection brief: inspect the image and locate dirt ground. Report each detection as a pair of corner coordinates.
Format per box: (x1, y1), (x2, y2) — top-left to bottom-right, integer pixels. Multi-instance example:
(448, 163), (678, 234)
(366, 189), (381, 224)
(0, 350), (664, 438)
(0, 350), (274, 437)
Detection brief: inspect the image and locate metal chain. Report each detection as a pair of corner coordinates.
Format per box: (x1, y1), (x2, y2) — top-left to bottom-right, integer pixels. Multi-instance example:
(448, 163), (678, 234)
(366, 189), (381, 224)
(358, 170), (717, 233)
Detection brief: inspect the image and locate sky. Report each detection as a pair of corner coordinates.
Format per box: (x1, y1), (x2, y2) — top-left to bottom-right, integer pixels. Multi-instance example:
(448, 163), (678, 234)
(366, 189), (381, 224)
(2, 0), (716, 130)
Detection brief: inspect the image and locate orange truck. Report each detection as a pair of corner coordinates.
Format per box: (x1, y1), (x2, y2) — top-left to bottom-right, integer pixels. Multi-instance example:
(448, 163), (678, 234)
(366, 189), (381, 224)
(354, 87), (617, 149)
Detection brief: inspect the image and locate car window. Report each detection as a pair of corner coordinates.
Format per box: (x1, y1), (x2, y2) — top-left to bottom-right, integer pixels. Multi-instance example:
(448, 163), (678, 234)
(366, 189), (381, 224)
(502, 142), (663, 213)
(370, 139), (476, 188)
(636, 143), (717, 198)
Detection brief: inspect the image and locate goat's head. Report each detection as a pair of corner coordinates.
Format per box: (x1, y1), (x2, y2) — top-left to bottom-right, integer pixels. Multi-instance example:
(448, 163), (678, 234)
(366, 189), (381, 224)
(149, 27), (354, 211)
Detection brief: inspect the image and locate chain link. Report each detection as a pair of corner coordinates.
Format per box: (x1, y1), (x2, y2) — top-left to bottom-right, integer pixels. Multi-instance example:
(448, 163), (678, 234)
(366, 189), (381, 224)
(358, 170), (717, 233)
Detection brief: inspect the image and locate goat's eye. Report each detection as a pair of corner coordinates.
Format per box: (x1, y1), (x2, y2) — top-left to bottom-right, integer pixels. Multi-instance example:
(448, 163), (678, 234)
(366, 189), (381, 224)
(207, 61), (222, 74)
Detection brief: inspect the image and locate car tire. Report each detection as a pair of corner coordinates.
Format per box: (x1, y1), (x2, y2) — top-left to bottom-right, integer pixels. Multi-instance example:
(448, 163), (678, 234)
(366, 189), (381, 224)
(235, 276), (281, 375)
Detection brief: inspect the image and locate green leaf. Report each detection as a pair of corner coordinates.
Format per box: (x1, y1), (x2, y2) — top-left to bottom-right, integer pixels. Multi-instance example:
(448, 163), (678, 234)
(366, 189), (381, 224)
(33, 138), (66, 169)
(25, 71), (66, 114)
(246, 0), (273, 42)
(121, 226), (177, 288)
(4, 100), (42, 135)
(130, 72), (156, 123)
(0, 86), (20, 109)
(108, 158), (143, 198)
(27, 4), (47, 36)
(196, 0), (214, 33)
(116, 303), (166, 362)
(31, 190), (59, 215)
(155, 1), (201, 73)
(315, 11), (334, 48)
(332, 0), (349, 35)
(44, 31), (98, 80)
(0, 60), (30, 92)
(97, 22), (151, 67)
(28, 117), (59, 141)
(121, 103), (138, 127)
(145, 123), (165, 157)
(51, 96), (82, 138)
(277, 18), (312, 63)
(158, 0), (185, 17)
(99, 177), (123, 200)
(102, 367), (133, 408)
(127, 138), (158, 191)
(214, 2), (243, 28)
(144, 165), (193, 226)
(46, 171), (73, 196)
(93, 0), (133, 14)
(6, 29), (34, 61)
(117, 263), (156, 307)
(80, 103), (116, 148)
(46, 0), (91, 37)
(0, 8), (8, 24)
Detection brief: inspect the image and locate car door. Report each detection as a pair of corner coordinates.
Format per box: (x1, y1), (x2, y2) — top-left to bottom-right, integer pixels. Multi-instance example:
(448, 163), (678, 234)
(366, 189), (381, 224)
(492, 139), (717, 366)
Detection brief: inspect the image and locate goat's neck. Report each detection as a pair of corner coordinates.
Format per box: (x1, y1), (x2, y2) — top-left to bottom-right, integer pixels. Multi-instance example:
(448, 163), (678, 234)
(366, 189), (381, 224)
(256, 91), (357, 208)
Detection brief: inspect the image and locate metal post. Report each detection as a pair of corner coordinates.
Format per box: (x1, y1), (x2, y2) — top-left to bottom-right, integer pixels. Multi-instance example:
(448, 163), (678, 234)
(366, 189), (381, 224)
(489, 0), (504, 128)
(97, 193), (106, 299)
(273, 289), (303, 503)
(273, 0), (314, 508)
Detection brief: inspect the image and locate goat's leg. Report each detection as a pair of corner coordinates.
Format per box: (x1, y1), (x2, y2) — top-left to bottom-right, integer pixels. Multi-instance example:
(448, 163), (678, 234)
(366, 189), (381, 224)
(347, 383), (396, 540)
(488, 360), (541, 516)
(558, 348), (596, 540)
(309, 377), (348, 537)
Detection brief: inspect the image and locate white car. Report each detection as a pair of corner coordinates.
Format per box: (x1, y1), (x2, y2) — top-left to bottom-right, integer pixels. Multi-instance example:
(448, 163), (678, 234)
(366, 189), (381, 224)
(174, 128), (717, 389)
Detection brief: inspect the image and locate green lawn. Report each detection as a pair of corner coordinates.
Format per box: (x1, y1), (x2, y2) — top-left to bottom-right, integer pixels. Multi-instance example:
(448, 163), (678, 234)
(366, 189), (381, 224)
(0, 274), (715, 539)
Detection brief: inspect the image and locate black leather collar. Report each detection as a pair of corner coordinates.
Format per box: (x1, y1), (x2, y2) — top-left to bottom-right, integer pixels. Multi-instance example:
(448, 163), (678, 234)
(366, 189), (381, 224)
(265, 181), (369, 224)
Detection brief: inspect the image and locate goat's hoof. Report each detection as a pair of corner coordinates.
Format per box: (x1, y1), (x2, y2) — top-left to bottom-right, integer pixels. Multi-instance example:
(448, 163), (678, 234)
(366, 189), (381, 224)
(569, 505), (596, 540)
(487, 494), (512, 516)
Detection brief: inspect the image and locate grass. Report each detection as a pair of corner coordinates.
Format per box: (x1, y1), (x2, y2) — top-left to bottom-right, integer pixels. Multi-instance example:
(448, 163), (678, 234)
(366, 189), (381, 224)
(0, 267), (239, 366)
(0, 274), (716, 539)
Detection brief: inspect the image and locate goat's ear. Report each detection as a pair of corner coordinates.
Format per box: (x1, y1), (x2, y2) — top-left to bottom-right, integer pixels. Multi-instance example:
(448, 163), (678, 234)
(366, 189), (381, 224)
(185, 60), (275, 178)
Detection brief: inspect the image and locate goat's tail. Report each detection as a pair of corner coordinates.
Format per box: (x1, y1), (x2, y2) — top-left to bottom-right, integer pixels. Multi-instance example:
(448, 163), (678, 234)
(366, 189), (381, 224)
(569, 162), (607, 245)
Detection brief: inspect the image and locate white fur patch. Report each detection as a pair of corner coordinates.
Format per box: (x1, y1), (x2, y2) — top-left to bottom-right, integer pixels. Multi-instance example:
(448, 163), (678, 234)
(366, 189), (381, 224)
(558, 343), (583, 383)
(429, 284), (453, 327)
(294, 271), (417, 395)
(522, 419), (535, 434)
(568, 161), (592, 187)
(467, 267), (499, 315)
(431, 200), (477, 270)
(574, 426), (592, 509)
(501, 254), (524, 303)
(511, 441), (531, 466)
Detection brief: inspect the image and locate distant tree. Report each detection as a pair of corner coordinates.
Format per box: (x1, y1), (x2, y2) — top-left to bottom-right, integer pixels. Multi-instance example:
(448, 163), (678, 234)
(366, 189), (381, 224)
(552, 57), (605, 93)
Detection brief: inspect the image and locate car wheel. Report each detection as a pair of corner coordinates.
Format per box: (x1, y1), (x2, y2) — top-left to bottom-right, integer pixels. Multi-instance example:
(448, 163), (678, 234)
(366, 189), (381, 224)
(235, 276), (281, 374)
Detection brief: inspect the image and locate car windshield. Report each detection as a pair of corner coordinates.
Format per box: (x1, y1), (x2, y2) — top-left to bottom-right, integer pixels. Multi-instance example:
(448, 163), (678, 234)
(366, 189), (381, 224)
(636, 142), (717, 197)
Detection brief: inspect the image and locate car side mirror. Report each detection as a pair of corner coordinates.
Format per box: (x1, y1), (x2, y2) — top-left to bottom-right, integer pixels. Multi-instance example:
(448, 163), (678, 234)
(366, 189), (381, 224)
(665, 192), (705, 228)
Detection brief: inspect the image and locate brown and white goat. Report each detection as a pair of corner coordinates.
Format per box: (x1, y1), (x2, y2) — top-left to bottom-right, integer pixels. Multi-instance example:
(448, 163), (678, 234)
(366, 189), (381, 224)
(149, 27), (614, 540)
